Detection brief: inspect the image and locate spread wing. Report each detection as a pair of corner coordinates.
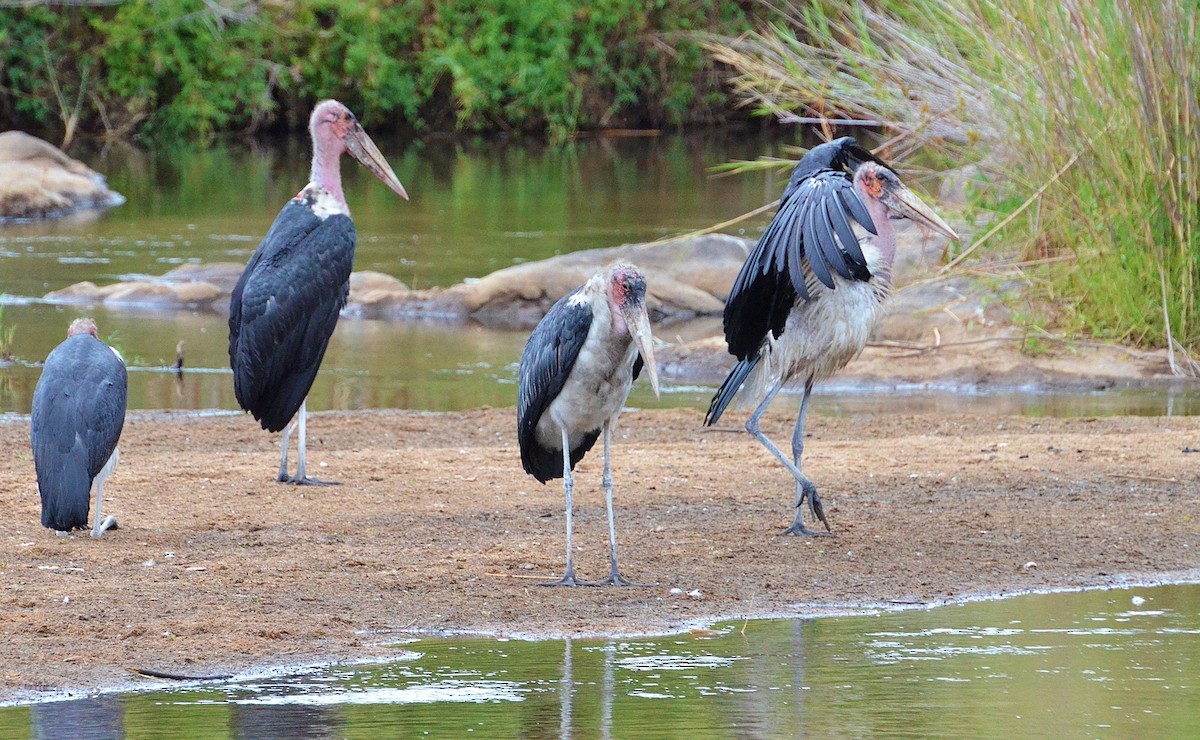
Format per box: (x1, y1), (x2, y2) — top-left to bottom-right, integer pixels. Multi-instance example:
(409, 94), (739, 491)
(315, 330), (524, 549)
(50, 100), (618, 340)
(722, 168), (877, 361)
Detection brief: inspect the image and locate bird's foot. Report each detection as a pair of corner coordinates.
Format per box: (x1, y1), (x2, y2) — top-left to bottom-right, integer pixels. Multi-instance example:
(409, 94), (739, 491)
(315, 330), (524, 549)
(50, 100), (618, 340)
(596, 571), (654, 587)
(279, 475), (340, 486)
(540, 568), (589, 587)
(778, 520), (835, 537)
(55, 530), (70, 538)
(780, 482), (833, 537)
(90, 515), (118, 538)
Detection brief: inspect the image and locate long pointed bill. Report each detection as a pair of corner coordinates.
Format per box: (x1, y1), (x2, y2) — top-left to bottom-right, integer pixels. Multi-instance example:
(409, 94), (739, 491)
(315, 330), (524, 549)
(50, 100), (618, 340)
(344, 124), (408, 200)
(895, 186), (958, 240)
(623, 302), (660, 398)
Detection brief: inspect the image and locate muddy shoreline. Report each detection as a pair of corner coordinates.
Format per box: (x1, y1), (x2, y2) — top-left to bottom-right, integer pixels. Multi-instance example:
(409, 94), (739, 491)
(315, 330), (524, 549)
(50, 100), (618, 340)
(2, 407), (1198, 704)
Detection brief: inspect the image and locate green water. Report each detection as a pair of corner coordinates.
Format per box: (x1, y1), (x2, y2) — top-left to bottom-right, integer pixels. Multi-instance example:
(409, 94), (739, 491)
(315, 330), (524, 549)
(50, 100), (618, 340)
(0, 132), (787, 417)
(2, 134), (1197, 418)
(5, 584), (1197, 737)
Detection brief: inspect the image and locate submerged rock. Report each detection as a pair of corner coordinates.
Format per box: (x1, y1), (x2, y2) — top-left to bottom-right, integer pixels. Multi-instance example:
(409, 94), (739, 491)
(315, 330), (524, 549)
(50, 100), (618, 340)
(45, 234), (750, 327)
(44, 263), (233, 310)
(456, 233), (742, 327)
(0, 132), (124, 222)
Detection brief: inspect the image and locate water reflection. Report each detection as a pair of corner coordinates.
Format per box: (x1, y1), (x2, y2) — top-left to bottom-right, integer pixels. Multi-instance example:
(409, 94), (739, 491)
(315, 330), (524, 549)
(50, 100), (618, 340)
(30, 696), (123, 740)
(230, 704), (341, 739)
(0, 133), (791, 417)
(6, 584), (1200, 735)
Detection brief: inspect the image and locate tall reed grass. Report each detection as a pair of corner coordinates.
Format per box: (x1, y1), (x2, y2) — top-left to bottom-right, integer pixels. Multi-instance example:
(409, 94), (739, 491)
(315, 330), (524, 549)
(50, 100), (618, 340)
(705, 0), (1200, 358)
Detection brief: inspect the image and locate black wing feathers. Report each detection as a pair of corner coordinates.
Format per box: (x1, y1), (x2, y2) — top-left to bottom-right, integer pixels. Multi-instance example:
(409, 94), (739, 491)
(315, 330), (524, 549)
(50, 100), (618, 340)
(720, 138), (883, 364)
(517, 291), (596, 482)
(704, 354), (761, 427)
(30, 335), (127, 531)
(229, 199), (356, 432)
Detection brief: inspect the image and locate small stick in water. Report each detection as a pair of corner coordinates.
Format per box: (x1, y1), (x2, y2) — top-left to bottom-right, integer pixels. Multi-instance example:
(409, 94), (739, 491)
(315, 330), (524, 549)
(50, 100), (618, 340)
(128, 667), (234, 681)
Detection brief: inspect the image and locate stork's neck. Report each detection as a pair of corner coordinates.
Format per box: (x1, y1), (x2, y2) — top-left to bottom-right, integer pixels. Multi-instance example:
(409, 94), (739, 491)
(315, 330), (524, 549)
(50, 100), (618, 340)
(859, 187), (897, 283)
(310, 139), (347, 209)
(606, 292), (631, 338)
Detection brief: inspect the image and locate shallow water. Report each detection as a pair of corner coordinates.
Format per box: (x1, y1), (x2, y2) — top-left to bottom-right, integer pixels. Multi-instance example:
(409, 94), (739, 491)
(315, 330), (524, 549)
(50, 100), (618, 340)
(0, 132), (786, 416)
(2, 135), (1192, 420)
(6, 584), (1197, 737)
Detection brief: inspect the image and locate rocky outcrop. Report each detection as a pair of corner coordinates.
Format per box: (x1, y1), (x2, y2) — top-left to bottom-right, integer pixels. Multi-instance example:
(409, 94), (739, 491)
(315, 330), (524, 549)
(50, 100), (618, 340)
(44, 234), (751, 327)
(343, 233), (746, 327)
(44, 263), (240, 311)
(0, 132), (125, 221)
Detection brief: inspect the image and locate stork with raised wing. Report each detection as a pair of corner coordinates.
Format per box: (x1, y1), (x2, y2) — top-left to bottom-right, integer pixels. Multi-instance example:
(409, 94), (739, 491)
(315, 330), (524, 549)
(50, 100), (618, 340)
(706, 137), (958, 536)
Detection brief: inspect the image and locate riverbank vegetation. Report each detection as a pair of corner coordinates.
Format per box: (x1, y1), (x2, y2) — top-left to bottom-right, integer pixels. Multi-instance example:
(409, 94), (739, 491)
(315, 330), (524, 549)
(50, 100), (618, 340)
(706, 0), (1200, 359)
(3, 1), (1195, 359)
(0, 0), (748, 143)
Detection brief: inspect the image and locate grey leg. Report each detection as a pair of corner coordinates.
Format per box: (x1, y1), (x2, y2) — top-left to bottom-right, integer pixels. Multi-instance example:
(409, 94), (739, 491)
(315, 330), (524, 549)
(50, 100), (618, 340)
(91, 448), (119, 538)
(543, 425), (583, 586)
(745, 378), (832, 537)
(276, 417), (296, 482)
(599, 421), (649, 586)
(783, 378), (830, 535)
(282, 399), (338, 486)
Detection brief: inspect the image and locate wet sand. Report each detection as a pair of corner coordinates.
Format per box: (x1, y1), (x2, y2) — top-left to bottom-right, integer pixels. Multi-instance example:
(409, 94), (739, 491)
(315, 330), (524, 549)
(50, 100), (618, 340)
(1, 406), (1198, 702)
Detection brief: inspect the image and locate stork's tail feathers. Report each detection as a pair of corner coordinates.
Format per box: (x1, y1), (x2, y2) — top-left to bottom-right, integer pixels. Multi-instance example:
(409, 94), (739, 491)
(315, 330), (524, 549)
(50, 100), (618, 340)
(705, 354), (761, 426)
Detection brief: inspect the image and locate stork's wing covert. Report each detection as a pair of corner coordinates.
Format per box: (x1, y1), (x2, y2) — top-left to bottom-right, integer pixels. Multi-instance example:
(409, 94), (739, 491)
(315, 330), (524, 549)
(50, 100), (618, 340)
(517, 290), (594, 482)
(229, 198), (356, 431)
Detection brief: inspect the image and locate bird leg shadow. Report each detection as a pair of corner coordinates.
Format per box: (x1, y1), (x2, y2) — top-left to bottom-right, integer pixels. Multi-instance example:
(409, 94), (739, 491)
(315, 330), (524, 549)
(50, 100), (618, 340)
(593, 571), (655, 587)
(279, 474), (340, 487)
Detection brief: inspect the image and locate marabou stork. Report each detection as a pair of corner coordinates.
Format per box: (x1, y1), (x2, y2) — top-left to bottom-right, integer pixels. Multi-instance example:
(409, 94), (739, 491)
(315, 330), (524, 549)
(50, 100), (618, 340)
(30, 318), (127, 537)
(229, 100), (407, 485)
(705, 137), (958, 536)
(518, 263), (660, 586)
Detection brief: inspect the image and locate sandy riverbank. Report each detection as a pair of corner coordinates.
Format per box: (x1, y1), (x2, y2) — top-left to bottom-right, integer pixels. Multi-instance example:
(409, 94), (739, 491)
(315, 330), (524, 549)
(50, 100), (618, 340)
(2, 406), (1198, 702)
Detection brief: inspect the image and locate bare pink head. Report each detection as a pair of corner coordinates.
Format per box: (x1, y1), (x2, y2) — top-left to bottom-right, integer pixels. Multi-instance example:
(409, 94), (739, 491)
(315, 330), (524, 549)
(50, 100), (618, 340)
(603, 263), (659, 397)
(853, 162), (957, 240)
(308, 99), (408, 208)
(67, 317), (99, 339)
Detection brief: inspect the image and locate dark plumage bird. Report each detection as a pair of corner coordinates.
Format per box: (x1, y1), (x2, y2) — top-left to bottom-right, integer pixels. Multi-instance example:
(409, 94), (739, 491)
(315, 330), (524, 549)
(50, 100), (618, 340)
(518, 263), (660, 586)
(229, 99), (407, 485)
(705, 137), (958, 535)
(30, 318), (127, 537)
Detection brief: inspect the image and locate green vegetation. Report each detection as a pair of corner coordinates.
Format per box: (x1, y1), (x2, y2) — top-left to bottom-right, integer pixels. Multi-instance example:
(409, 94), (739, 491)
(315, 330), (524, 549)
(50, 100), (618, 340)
(6, 1), (1195, 357)
(704, 0), (1200, 358)
(0, 0), (748, 142)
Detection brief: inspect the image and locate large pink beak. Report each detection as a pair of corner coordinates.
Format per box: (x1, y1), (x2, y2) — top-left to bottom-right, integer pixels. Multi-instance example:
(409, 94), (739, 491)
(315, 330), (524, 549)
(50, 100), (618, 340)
(344, 123), (408, 200)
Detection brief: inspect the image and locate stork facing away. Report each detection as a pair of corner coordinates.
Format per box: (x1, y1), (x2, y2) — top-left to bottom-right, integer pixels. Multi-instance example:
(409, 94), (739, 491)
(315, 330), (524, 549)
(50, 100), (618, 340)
(30, 318), (127, 537)
(518, 263), (660, 586)
(229, 99), (407, 484)
(706, 137), (958, 536)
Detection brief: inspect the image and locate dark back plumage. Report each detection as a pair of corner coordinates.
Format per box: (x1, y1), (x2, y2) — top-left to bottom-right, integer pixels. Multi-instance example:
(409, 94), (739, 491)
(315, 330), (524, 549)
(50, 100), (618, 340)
(30, 334), (127, 531)
(517, 288), (600, 482)
(722, 137), (887, 362)
(229, 194), (356, 432)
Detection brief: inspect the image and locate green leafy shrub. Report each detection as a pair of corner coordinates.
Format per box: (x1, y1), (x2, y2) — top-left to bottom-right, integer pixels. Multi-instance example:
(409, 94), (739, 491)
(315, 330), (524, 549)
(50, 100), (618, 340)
(0, 0), (748, 142)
